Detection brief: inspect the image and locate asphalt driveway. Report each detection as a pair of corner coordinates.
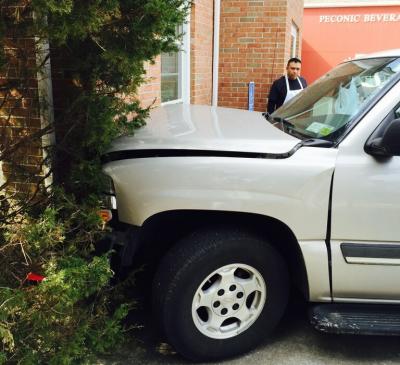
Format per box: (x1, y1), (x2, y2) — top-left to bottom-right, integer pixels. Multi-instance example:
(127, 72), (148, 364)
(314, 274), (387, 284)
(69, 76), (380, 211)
(97, 295), (400, 365)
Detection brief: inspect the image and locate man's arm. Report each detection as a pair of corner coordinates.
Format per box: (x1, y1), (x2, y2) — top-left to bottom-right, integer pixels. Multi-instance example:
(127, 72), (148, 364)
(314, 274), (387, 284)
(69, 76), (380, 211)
(267, 80), (279, 114)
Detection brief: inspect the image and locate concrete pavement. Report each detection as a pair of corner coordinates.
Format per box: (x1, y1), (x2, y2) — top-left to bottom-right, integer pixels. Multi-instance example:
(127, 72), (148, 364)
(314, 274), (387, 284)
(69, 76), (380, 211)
(98, 298), (400, 365)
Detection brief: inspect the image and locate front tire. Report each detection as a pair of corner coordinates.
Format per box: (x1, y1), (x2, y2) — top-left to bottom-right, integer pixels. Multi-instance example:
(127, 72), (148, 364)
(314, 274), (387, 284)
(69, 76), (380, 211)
(153, 227), (289, 361)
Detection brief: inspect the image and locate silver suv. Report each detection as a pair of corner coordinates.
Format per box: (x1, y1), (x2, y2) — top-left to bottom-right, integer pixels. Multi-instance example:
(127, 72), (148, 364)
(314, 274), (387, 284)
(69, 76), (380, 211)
(102, 49), (400, 361)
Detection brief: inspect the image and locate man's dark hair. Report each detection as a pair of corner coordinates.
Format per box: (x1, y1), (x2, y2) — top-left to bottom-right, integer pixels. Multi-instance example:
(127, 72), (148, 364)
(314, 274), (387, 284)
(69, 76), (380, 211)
(287, 57), (302, 66)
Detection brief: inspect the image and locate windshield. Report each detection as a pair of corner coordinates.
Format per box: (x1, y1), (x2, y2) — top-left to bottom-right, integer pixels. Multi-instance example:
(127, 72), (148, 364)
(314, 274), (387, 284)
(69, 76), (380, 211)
(271, 57), (400, 142)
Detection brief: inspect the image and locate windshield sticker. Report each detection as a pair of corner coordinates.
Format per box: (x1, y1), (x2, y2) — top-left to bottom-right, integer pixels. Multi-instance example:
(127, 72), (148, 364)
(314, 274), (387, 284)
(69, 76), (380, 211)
(306, 122), (334, 136)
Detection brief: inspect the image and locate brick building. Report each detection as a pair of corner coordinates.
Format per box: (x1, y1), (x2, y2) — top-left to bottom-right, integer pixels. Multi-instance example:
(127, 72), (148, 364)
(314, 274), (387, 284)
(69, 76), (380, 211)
(0, 4), (54, 207)
(139, 0), (304, 112)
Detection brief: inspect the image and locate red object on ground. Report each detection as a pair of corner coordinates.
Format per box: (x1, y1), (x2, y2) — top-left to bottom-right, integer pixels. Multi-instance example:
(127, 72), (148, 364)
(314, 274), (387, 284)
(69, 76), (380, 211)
(99, 209), (113, 223)
(26, 272), (45, 282)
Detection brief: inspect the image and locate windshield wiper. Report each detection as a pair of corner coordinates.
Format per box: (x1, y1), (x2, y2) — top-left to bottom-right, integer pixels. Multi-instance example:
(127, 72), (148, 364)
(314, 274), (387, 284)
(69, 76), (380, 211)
(301, 138), (334, 148)
(262, 113), (333, 145)
(272, 117), (294, 131)
(271, 116), (311, 140)
(262, 114), (295, 133)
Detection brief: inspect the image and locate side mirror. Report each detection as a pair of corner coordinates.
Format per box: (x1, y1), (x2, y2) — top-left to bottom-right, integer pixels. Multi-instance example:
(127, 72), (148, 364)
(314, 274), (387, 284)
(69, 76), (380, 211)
(365, 118), (400, 157)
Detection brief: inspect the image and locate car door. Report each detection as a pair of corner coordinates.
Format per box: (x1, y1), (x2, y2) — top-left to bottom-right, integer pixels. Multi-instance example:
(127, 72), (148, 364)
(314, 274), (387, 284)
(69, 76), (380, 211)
(331, 80), (400, 302)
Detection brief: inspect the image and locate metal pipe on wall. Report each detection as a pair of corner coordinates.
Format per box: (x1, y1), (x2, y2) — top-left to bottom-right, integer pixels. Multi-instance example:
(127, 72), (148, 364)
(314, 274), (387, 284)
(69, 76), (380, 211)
(212, 0), (221, 106)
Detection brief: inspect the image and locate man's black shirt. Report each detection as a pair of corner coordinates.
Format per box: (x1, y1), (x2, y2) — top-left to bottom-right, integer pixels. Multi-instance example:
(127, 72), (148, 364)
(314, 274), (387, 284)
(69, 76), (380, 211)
(267, 76), (307, 114)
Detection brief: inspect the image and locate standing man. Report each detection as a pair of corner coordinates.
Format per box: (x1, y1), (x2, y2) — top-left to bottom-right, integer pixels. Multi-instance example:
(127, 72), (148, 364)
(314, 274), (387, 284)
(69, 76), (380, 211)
(267, 57), (307, 114)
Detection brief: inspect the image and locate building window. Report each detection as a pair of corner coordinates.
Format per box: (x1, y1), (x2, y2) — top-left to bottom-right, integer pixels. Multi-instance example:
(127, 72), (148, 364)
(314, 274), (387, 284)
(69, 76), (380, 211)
(161, 23), (190, 104)
(161, 51), (181, 102)
(290, 22), (299, 58)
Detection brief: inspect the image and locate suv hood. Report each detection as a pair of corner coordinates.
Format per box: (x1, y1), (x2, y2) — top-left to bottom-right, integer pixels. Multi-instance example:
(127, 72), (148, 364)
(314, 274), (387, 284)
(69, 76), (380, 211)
(107, 104), (300, 155)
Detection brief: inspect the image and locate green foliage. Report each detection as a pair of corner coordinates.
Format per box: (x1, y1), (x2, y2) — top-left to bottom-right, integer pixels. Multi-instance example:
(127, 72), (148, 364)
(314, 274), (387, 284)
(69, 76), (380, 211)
(0, 0), (191, 363)
(36, 0), (190, 198)
(0, 190), (131, 364)
(0, 254), (129, 364)
(0, 190), (129, 364)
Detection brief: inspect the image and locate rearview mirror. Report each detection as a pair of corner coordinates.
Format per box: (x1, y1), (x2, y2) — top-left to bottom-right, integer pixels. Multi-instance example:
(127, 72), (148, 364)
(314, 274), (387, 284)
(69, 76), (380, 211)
(365, 118), (400, 157)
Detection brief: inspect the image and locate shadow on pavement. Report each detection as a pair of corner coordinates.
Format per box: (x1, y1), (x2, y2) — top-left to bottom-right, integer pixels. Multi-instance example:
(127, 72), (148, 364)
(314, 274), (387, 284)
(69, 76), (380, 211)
(98, 275), (400, 365)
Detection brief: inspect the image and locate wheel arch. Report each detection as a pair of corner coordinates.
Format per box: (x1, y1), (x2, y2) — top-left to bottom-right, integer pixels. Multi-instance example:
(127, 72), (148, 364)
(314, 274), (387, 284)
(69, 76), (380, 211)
(134, 209), (309, 300)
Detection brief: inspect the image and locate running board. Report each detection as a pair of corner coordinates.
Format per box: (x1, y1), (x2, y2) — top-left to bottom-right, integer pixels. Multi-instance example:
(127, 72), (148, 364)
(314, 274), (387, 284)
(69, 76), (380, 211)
(310, 304), (400, 336)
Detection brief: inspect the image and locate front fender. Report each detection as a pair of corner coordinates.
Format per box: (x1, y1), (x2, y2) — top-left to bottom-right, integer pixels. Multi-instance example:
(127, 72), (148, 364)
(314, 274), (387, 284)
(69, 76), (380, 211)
(103, 147), (337, 241)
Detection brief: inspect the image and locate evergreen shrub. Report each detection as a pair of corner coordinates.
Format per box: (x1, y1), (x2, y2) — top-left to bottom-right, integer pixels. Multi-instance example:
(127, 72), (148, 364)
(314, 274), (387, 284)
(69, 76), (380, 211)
(0, 1), (190, 363)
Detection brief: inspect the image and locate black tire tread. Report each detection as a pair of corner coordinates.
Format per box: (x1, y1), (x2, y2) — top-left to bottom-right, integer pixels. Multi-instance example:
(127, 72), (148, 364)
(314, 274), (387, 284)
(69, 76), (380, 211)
(153, 225), (289, 361)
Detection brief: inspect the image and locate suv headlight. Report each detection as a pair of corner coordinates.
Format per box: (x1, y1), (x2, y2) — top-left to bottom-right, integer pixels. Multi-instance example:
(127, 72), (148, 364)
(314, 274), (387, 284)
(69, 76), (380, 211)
(101, 174), (117, 210)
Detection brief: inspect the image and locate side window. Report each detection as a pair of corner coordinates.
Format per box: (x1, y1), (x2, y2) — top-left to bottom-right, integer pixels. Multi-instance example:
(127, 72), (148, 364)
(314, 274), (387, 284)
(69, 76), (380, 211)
(366, 102), (400, 144)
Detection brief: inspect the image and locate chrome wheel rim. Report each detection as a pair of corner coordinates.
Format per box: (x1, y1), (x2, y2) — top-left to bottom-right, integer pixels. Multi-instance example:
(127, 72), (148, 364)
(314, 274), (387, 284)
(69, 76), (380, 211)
(191, 263), (266, 339)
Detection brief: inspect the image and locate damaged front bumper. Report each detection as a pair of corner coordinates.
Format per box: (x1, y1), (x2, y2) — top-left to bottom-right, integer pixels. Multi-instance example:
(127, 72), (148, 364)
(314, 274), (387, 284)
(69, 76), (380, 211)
(98, 174), (141, 276)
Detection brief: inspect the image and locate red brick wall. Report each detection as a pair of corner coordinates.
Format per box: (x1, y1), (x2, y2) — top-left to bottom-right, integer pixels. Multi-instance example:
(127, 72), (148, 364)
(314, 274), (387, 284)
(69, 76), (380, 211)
(0, 4), (44, 199)
(190, 0), (214, 105)
(218, 0), (304, 112)
(137, 57), (162, 108)
(137, 1), (214, 107)
(136, 0), (304, 111)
